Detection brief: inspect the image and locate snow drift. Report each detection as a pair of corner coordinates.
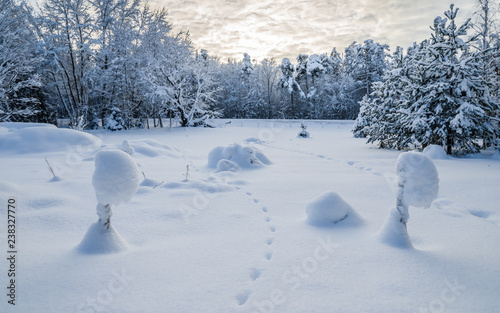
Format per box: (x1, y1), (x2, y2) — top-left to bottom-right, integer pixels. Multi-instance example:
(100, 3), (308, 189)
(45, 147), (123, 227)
(0, 122), (102, 154)
(306, 191), (363, 226)
(119, 139), (182, 158)
(423, 144), (448, 160)
(208, 143), (271, 170)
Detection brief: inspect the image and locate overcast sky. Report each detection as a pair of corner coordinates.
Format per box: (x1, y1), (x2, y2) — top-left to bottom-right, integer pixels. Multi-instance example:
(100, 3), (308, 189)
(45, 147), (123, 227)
(152, 0), (475, 62)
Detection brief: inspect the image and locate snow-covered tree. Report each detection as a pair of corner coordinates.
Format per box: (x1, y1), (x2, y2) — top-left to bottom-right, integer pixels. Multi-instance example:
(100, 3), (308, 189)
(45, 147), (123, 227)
(353, 46), (412, 143)
(241, 52), (253, 78)
(0, 0), (48, 123)
(356, 5), (498, 155)
(148, 37), (221, 127)
(256, 58), (280, 118)
(78, 150), (141, 254)
(278, 58), (304, 118)
(36, 0), (95, 129)
(379, 152), (439, 248)
(408, 5), (497, 154)
(90, 0), (143, 129)
(104, 107), (126, 131)
(344, 40), (389, 101)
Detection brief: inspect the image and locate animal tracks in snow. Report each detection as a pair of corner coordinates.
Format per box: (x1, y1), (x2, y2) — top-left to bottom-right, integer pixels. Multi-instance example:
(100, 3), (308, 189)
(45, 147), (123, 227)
(233, 188), (277, 307)
(263, 144), (386, 178)
(432, 198), (499, 226)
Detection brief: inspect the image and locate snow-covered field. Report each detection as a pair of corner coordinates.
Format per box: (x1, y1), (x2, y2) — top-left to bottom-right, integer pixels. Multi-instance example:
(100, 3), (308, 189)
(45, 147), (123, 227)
(1, 120), (499, 313)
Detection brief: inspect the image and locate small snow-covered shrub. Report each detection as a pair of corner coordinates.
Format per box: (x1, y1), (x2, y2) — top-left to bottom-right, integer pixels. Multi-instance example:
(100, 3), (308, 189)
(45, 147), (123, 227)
(423, 145), (447, 160)
(298, 122), (310, 138)
(379, 152), (439, 248)
(306, 191), (363, 226)
(78, 150), (141, 254)
(104, 107), (125, 131)
(121, 140), (135, 155)
(208, 143), (271, 169)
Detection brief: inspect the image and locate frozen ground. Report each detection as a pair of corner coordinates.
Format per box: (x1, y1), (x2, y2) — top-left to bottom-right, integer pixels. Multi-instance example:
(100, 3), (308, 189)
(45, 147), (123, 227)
(0, 119), (499, 313)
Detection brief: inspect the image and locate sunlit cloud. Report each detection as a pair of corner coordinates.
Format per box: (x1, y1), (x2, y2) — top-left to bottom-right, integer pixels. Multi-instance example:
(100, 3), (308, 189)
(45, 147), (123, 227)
(153, 0), (475, 63)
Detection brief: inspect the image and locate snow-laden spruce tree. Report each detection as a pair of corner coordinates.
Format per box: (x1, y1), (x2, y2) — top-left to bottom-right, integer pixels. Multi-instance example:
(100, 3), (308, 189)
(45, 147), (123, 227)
(353, 46), (413, 145)
(379, 152), (439, 248)
(78, 150), (141, 254)
(104, 107), (126, 131)
(406, 4), (497, 154)
(279, 58), (305, 118)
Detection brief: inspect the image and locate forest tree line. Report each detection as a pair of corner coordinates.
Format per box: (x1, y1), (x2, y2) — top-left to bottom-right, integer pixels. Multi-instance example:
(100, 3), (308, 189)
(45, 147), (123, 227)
(0, 0), (499, 151)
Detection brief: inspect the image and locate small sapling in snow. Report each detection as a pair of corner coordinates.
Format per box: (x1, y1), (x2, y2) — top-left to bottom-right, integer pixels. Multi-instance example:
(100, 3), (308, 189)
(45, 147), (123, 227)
(45, 157), (62, 181)
(379, 152), (439, 248)
(77, 150), (141, 254)
(298, 122), (310, 138)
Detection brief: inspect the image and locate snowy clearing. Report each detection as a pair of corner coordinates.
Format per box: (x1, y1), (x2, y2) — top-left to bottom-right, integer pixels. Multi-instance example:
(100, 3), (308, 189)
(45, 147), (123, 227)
(0, 120), (499, 313)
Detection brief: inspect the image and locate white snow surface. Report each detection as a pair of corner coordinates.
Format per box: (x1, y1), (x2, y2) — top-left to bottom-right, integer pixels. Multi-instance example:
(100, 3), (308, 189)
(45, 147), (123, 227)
(423, 144), (448, 160)
(0, 119), (499, 313)
(92, 150), (141, 205)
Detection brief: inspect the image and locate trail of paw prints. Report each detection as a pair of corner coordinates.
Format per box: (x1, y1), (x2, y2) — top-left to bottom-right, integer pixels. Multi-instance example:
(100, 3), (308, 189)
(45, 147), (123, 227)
(263, 144), (335, 162)
(263, 143), (384, 177)
(234, 190), (276, 307)
(345, 160), (383, 177)
(432, 198), (500, 227)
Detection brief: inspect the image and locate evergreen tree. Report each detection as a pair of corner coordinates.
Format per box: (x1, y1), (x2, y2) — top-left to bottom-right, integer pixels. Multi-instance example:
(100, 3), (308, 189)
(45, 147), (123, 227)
(278, 58), (304, 118)
(409, 5), (497, 154)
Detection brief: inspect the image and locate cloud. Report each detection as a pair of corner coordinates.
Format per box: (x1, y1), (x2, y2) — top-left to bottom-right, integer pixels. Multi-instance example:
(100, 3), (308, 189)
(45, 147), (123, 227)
(153, 0), (475, 63)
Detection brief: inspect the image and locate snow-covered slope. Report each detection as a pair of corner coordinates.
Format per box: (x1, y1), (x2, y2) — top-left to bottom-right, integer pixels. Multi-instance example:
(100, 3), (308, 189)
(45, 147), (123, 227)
(0, 121), (499, 313)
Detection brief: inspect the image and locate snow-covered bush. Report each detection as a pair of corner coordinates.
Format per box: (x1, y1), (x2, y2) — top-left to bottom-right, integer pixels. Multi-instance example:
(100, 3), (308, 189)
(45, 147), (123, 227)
(78, 150), (141, 254)
(104, 107), (126, 131)
(379, 152), (439, 248)
(298, 122), (310, 138)
(208, 143), (271, 169)
(306, 191), (363, 226)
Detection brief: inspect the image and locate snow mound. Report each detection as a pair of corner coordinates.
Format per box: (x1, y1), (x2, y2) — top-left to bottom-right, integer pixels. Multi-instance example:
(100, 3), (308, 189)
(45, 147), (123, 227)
(92, 150), (141, 205)
(216, 159), (241, 172)
(397, 152), (439, 208)
(208, 143), (271, 169)
(77, 222), (129, 254)
(123, 139), (181, 158)
(244, 137), (267, 144)
(378, 208), (413, 248)
(0, 123), (102, 154)
(306, 191), (363, 226)
(0, 122), (56, 131)
(423, 145), (448, 160)
(121, 140), (135, 155)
